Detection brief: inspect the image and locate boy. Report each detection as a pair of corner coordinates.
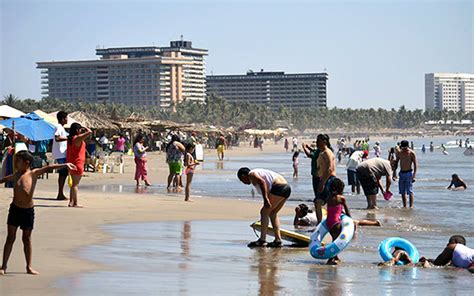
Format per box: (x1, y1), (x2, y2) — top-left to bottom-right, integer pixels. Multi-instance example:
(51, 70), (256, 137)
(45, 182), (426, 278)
(0, 151), (76, 275)
(378, 247), (413, 266)
(394, 140), (417, 208)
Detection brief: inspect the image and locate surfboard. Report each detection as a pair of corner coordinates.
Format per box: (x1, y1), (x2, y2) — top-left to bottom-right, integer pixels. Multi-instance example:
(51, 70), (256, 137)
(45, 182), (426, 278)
(250, 221), (310, 246)
(195, 144), (204, 161)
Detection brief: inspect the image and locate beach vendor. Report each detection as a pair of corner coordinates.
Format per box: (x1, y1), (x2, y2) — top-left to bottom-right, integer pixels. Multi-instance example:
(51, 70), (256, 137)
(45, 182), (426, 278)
(238, 167), (291, 248)
(419, 235), (474, 273)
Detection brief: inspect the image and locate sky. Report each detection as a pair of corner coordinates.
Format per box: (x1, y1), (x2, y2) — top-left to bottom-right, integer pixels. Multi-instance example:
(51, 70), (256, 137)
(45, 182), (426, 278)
(0, 0), (472, 110)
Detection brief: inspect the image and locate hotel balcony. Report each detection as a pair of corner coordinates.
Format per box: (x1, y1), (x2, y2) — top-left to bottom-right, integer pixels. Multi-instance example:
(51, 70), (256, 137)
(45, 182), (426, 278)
(41, 75), (48, 79)
(41, 91), (49, 95)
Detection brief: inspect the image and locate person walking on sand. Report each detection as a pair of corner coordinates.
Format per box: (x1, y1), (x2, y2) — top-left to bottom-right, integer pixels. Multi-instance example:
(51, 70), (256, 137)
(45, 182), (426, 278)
(394, 140), (417, 208)
(356, 158), (393, 209)
(52, 111), (69, 200)
(216, 134), (226, 161)
(66, 123), (92, 208)
(314, 134), (336, 225)
(133, 135), (151, 187)
(238, 167), (291, 248)
(0, 151), (76, 275)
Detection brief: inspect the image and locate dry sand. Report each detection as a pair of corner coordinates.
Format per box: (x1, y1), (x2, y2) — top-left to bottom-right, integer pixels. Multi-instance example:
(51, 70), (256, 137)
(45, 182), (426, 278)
(0, 143), (293, 295)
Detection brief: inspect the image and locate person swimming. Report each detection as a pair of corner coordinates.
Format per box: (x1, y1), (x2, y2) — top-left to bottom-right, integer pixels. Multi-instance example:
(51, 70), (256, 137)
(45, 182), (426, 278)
(378, 247), (413, 266)
(447, 174), (467, 190)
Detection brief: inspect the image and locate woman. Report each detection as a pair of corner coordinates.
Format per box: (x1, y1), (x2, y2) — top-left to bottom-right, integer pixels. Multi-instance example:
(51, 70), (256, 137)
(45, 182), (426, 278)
(184, 143), (199, 202)
(66, 123), (92, 208)
(238, 167), (291, 248)
(133, 135), (151, 186)
(114, 134), (126, 153)
(166, 135), (185, 191)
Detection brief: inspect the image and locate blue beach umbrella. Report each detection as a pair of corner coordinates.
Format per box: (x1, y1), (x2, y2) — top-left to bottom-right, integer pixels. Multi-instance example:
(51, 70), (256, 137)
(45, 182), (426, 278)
(0, 112), (57, 141)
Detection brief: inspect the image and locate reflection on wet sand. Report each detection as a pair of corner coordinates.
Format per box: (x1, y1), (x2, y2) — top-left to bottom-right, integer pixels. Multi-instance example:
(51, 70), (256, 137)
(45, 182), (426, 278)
(308, 266), (343, 296)
(252, 248), (283, 296)
(216, 161), (224, 170)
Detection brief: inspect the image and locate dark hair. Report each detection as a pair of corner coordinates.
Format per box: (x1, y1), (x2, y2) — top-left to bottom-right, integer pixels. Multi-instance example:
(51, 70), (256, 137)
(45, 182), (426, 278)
(15, 150), (34, 165)
(448, 235), (466, 245)
(185, 142), (195, 151)
(400, 140), (409, 148)
(292, 151), (299, 159)
(68, 122), (83, 144)
(317, 134), (333, 151)
(297, 203), (310, 215)
(57, 111), (68, 123)
(452, 174), (459, 179)
(330, 177), (345, 195)
(134, 134), (144, 145)
(166, 134), (181, 151)
(237, 167), (251, 180)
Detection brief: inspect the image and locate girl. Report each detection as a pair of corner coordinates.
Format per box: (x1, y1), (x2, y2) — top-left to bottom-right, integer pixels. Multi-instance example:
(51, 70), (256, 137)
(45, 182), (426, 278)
(292, 151), (299, 178)
(447, 174), (467, 190)
(66, 123), (92, 208)
(184, 143), (199, 202)
(325, 177), (351, 265)
(133, 135), (151, 186)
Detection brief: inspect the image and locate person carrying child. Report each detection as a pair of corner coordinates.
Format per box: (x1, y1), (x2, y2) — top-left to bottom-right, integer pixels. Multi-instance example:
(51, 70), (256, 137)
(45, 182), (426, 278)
(0, 151), (76, 275)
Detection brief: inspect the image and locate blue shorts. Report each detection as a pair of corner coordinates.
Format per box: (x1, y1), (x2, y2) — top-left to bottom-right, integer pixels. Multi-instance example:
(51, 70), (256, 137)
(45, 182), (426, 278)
(314, 176), (335, 204)
(56, 158), (68, 177)
(399, 170), (414, 195)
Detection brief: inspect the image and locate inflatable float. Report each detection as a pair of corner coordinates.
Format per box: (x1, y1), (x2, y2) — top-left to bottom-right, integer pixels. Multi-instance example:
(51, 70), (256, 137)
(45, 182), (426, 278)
(378, 237), (420, 265)
(309, 214), (355, 259)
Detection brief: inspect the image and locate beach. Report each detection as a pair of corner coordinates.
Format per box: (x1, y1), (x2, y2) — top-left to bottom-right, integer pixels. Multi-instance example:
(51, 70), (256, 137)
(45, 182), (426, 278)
(1, 138), (473, 295)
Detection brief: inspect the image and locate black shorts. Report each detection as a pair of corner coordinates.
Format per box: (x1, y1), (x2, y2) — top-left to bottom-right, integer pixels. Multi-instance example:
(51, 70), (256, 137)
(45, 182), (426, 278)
(357, 172), (379, 196)
(270, 184), (291, 199)
(314, 176), (336, 204)
(7, 203), (35, 230)
(347, 170), (359, 186)
(312, 175), (320, 198)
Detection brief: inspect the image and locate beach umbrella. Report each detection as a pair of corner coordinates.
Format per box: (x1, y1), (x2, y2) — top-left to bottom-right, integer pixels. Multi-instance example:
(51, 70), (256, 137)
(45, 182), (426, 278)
(0, 112), (56, 141)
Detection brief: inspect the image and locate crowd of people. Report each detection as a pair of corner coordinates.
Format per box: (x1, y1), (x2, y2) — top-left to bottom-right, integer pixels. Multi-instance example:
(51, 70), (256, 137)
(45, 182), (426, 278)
(238, 134), (472, 271)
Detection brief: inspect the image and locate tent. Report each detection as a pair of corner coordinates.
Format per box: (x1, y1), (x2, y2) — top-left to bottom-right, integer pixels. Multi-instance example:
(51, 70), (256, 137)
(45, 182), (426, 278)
(0, 105), (25, 119)
(0, 112), (56, 141)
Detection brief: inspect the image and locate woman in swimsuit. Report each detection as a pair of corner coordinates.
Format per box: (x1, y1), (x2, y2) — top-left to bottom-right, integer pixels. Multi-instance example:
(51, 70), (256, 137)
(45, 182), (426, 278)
(447, 174), (467, 190)
(184, 143), (198, 202)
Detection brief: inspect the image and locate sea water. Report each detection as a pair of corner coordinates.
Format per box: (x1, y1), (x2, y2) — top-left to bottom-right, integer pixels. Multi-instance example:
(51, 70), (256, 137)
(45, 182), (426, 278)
(65, 137), (473, 295)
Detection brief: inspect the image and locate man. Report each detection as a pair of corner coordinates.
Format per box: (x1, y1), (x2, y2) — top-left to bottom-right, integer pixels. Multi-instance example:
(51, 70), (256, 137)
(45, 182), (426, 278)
(356, 157), (392, 209)
(394, 140), (417, 208)
(314, 134), (336, 224)
(216, 134), (226, 161)
(52, 111), (69, 200)
(302, 141), (320, 203)
(292, 137), (298, 152)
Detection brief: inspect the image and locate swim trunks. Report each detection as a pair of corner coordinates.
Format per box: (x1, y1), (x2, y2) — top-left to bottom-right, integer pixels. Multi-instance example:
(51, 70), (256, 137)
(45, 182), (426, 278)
(56, 158), (68, 177)
(398, 170), (414, 195)
(347, 169), (359, 186)
(168, 161), (182, 174)
(357, 171), (379, 196)
(314, 176), (335, 204)
(7, 203), (35, 230)
(217, 145), (225, 153)
(270, 183), (291, 199)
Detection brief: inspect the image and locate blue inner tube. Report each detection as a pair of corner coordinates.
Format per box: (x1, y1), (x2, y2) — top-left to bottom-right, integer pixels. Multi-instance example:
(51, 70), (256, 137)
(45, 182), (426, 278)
(378, 237), (420, 265)
(309, 214), (355, 259)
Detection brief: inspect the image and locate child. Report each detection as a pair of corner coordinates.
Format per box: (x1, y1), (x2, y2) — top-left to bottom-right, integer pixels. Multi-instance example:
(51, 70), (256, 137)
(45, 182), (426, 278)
(0, 151), (76, 275)
(184, 143), (199, 202)
(378, 247), (413, 266)
(292, 151), (299, 178)
(293, 203), (317, 227)
(326, 177), (351, 265)
(447, 174), (467, 190)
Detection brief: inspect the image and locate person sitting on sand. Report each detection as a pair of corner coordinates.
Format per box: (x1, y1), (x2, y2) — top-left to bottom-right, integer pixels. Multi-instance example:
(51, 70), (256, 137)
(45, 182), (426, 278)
(0, 151), (76, 275)
(419, 235), (474, 273)
(293, 204), (317, 227)
(238, 167), (291, 248)
(378, 247), (413, 266)
(447, 174), (467, 190)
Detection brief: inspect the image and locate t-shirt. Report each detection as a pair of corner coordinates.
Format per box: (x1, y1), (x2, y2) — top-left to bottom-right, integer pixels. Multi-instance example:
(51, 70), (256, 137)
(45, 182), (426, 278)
(347, 151), (364, 171)
(249, 168), (282, 195)
(300, 212), (318, 227)
(134, 142), (147, 159)
(115, 137), (126, 151)
(52, 125), (68, 160)
(309, 149), (320, 176)
(356, 158), (392, 179)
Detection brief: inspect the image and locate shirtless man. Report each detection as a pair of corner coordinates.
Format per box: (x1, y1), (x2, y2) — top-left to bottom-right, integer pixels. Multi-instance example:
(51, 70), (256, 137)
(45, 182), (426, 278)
(314, 134), (336, 224)
(394, 140), (417, 208)
(0, 151), (76, 275)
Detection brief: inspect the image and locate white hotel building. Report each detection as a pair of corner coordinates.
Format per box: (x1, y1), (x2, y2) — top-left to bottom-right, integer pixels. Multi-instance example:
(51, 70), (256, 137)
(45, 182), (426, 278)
(425, 73), (474, 113)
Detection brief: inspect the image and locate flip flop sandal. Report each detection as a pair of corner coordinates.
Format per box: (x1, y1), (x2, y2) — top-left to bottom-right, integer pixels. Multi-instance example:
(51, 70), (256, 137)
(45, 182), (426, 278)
(247, 239), (267, 248)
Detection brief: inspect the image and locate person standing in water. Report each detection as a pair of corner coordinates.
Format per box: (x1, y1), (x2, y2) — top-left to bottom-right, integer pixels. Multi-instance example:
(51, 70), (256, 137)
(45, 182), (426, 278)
(314, 134), (336, 224)
(429, 141), (434, 152)
(238, 167), (291, 248)
(356, 158), (393, 209)
(216, 134), (226, 161)
(394, 140), (417, 208)
(302, 141), (320, 204)
(292, 151), (299, 179)
(421, 144), (426, 153)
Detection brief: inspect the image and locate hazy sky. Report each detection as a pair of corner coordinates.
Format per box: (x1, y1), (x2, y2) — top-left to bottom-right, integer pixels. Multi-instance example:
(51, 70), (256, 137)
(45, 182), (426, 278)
(1, 0), (472, 109)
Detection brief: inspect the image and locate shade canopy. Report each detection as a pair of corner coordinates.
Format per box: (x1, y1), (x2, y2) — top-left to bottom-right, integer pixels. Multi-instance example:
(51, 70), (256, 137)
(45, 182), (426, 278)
(0, 112), (57, 141)
(0, 105), (25, 119)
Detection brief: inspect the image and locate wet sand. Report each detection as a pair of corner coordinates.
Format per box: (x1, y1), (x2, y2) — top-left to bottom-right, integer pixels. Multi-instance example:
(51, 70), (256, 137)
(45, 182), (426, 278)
(0, 144), (292, 295)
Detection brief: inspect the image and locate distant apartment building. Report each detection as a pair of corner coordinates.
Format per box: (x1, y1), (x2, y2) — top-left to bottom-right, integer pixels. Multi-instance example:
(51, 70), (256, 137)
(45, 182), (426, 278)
(206, 70), (328, 108)
(37, 40), (208, 108)
(425, 73), (474, 113)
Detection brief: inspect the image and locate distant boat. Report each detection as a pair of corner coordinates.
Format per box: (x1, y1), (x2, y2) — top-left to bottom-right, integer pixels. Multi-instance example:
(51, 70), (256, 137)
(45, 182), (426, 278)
(464, 147), (473, 156)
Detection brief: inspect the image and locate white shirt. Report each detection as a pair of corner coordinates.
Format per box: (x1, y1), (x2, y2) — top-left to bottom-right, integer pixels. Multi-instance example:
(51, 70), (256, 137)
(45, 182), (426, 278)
(52, 124), (68, 159)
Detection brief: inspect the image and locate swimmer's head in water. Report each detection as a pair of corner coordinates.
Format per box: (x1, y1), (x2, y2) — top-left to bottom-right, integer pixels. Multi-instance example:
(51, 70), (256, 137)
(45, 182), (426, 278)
(330, 178), (345, 195)
(448, 235), (466, 245)
(237, 167), (251, 184)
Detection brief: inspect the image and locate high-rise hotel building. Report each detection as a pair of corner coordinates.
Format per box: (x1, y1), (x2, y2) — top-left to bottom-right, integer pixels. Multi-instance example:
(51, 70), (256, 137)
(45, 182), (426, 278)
(37, 40), (208, 108)
(206, 70), (328, 109)
(425, 73), (474, 113)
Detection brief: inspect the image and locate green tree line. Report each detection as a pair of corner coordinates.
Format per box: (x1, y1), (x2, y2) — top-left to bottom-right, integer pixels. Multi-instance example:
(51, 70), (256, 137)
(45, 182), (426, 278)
(2, 94), (473, 131)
